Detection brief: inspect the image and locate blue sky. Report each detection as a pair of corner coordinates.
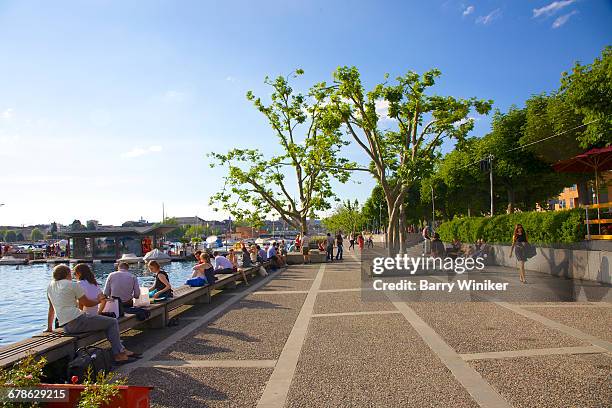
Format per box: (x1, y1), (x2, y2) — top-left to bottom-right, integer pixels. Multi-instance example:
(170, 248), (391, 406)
(0, 0), (610, 226)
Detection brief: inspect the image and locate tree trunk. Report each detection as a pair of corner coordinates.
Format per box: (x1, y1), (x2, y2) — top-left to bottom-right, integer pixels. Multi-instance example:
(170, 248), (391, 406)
(300, 216), (308, 236)
(577, 181), (591, 205)
(506, 188), (515, 214)
(399, 203), (407, 254)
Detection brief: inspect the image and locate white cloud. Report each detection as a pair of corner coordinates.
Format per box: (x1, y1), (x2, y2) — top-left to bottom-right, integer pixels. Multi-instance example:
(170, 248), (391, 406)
(226, 76), (236, 82)
(463, 5), (474, 16)
(1, 108), (14, 120)
(552, 10), (578, 28)
(533, 0), (576, 18)
(375, 100), (397, 122)
(162, 90), (186, 103)
(476, 9), (501, 25)
(121, 145), (163, 159)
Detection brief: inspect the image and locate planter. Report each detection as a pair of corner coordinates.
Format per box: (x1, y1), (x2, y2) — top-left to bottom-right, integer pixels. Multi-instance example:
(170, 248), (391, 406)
(43, 384), (153, 408)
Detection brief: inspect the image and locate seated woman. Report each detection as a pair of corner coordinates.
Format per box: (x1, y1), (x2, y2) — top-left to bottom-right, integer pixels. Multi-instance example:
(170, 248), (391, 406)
(188, 253), (216, 285)
(241, 244), (253, 268)
(317, 241), (325, 252)
(74, 263), (106, 316)
(250, 245), (259, 264)
(227, 248), (238, 269)
(148, 260), (173, 300)
(46, 264), (138, 364)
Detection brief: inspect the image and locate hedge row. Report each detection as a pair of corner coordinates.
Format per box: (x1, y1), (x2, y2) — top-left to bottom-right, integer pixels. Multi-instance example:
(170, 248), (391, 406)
(436, 209), (586, 244)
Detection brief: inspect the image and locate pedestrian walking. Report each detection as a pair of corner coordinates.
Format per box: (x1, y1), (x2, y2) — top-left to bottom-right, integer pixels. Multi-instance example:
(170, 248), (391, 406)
(335, 231), (343, 260)
(325, 233), (334, 262)
(348, 232), (355, 251)
(357, 234), (364, 251)
(422, 225), (431, 255)
(510, 224), (529, 283)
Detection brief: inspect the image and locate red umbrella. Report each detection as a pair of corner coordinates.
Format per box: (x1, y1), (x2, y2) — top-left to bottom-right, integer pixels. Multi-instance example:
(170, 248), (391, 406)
(552, 146), (612, 173)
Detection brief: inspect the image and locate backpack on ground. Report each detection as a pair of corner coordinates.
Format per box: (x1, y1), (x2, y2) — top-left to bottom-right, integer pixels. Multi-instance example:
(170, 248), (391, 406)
(67, 346), (113, 383)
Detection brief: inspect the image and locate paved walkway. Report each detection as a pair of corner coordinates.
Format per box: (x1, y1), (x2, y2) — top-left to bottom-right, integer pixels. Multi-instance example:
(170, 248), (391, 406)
(120, 248), (611, 408)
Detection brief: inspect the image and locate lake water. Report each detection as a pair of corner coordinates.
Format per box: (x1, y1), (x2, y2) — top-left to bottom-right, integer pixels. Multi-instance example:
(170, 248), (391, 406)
(0, 261), (198, 346)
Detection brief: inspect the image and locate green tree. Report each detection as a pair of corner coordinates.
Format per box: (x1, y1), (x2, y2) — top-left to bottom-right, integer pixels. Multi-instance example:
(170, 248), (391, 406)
(50, 222), (58, 238)
(329, 66), (492, 251)
(559, 46), (612, 147)
(479, 107), (572, 213)
(86, 220), (97, 230)
(209, 70), (351, 234)
(70, 220), (85, 231)
(322, 200), (365, 234)
(361, 185), (388, 231)
(30, 228), (44, 241)
(184, 225), (204, 240)
(16, 232), (25, 241)
(4, 230), (17, 242)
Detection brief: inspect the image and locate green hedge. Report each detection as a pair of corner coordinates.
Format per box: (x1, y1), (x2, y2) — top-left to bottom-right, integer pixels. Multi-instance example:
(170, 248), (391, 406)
(437, 209), (586, 244)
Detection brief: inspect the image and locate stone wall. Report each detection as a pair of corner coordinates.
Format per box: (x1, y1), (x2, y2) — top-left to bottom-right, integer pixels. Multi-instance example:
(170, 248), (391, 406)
(490, 244), (611, 285)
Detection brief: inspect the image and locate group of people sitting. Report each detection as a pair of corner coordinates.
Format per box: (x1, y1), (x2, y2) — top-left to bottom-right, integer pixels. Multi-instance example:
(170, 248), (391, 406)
(45, 242), (290, 365)
(428, 235), (490, 260)
(187, 242), (288, 287)
(45, 260), (171, 364)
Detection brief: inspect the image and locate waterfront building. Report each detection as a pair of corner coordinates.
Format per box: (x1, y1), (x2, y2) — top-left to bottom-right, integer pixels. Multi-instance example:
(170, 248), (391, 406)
(64, 224), (176, 260)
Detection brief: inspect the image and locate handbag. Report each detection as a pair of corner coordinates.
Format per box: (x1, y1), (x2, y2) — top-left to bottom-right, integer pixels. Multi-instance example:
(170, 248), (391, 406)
(133, 287), (150, 307)
(524, 243), (537, 259)
(101, 298), (119, 318)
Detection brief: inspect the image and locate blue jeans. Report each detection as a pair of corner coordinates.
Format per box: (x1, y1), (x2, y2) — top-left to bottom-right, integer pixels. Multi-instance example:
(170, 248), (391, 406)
(326, 245), (334, 260)
(335, 244), (343, 260)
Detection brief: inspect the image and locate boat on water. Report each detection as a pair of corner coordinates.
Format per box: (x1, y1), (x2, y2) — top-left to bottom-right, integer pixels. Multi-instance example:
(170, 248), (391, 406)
(117, 253), (143, 264)
(143, 248), (171, 265)
(0, 256), (28, 265)
(205, 235), (223, 249)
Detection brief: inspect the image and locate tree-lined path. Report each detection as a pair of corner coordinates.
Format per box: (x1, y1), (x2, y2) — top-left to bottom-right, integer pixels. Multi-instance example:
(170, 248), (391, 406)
(120, 248), (611, 407)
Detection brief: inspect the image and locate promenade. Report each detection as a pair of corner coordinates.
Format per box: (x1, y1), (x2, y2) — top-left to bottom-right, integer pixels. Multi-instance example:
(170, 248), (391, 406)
(119, 247), (611, 408)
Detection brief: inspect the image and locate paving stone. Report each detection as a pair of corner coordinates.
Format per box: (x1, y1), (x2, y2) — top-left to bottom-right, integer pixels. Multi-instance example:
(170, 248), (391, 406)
(471, 354), (612, 408)
(128, 367), (271, 408)
(156, 294), (306, 361)
(286, 314), (479, 407)
(522, 305), (612, 342)
(314, 290), (395, 314)
(409, 301), (588, 353)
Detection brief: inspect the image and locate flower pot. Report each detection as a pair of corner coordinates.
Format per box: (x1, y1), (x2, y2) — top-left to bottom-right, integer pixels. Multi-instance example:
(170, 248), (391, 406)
(42, 384), (153, 408)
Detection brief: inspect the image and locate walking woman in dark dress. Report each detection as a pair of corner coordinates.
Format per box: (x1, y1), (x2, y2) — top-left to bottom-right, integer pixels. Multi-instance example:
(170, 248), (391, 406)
(509, 224), (528, 283)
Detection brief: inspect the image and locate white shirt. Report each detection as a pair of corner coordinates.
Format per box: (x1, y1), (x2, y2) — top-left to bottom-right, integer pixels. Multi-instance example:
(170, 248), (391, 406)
(214, 255), (234, 270)
(47, 279), (85, 326)
(79, 280), (102, 316)
(301, 235), (310, 247)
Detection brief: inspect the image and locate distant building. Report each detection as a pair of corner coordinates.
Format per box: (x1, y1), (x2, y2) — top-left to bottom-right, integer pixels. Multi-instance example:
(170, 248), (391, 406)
(173, 216), (206, 227)
(64, 224), (176, 260)
(551, 172), (612, 211)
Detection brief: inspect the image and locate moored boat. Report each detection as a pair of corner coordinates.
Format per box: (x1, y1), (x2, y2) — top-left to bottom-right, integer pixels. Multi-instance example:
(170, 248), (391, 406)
(117, 253), (143, 264)
(0, 256), (28, 265)
(143, 248), (171, 265)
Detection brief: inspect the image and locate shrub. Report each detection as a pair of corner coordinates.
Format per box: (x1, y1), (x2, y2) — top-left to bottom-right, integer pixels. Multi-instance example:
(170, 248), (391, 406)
(437, 209), (586, 244)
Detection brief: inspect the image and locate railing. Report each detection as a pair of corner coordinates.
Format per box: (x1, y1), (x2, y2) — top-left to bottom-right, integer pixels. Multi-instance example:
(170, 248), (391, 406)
(583, 201), (612, 240)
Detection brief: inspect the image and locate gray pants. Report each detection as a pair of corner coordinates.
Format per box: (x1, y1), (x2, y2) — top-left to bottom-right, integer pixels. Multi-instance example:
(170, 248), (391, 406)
(64, 314), (124, 355)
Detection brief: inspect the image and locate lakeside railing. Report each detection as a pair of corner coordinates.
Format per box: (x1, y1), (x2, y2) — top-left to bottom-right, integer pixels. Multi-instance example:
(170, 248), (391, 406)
(583, 201), (612, 240)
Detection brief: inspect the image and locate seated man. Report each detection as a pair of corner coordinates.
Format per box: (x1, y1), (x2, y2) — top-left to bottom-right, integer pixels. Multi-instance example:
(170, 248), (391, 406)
(103, 262), (141, 308)
(213, 251), (234, 274)
(267, 242), (280, 270)
(46, 264), (138, 364)
(257, 245), (267, 262)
